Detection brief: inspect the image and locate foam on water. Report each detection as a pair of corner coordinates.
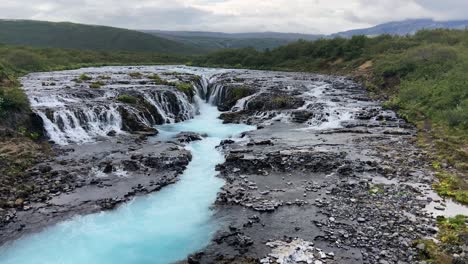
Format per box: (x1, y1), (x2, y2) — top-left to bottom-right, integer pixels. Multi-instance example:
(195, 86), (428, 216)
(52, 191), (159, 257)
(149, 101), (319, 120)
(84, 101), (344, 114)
(0, 98), (254, 264)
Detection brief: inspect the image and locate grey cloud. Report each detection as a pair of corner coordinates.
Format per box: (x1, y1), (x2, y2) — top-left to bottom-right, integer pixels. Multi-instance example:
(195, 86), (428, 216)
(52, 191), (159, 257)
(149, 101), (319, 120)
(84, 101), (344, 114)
(0, 0), (467, 33)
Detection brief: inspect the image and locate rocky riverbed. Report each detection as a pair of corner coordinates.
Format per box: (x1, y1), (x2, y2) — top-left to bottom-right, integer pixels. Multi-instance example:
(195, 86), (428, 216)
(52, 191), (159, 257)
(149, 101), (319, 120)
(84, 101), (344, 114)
(0, 66), (466, 263)
(183, 70), (468, 263)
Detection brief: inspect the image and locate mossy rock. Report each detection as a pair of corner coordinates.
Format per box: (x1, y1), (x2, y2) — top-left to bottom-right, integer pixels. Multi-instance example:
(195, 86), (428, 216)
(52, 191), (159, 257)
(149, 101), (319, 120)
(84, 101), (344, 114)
(117, 94), (138, 104)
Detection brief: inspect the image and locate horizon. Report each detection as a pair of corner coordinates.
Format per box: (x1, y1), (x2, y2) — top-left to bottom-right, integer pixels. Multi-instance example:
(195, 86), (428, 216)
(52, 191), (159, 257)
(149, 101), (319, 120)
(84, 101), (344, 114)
(1, 0), (468, 34)
(1, 17), (467, 36)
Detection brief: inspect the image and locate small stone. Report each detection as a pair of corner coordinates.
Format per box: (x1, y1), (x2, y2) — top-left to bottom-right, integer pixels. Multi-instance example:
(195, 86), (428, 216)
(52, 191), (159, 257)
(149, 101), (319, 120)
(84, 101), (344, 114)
(14, 198), (24, 207)
(357, 217), (366, 223)
(416, 243), (426, 251)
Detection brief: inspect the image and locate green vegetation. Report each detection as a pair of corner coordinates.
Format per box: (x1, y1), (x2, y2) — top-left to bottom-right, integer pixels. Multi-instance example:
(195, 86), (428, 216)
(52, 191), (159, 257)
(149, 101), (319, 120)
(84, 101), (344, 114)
(89, 81), (105, 89)
(271, 96), (292, 108)
(0, 44), (187, 121)
(79, 73), (92, 81)
(0, 19), (204, 54)
(175, 83), (194, 98)
(194, 29), (468, 205)
(116, 95), (138, 104)
(230, 86), (253, 101)
(148, 74), (171, 85)
(128, 72), (142, 78)
(147, 33), (293, 51)
(415, 215), (467, 263)
(148, 74), (194, 97)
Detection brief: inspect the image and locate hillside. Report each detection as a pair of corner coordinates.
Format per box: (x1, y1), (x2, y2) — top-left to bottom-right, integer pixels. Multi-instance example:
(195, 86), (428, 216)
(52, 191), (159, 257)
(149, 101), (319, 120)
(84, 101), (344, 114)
(0, 20), (203, 54)
(144, 30), (322, 51)
(334, 19), (468, 37)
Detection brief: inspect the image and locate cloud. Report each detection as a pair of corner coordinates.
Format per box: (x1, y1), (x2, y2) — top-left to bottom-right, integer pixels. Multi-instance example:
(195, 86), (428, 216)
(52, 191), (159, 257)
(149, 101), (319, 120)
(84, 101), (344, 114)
(0, 0), (467, 33)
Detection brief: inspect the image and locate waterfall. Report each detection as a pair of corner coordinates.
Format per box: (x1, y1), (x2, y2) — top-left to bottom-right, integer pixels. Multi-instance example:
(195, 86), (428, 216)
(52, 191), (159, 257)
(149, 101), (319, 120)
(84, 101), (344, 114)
(194, 76), (210, 100)
(23, 66), (255, 145)
(35, 105), (123, 145)
(24, 72), (200, 145)
(231, 92), (260, 112)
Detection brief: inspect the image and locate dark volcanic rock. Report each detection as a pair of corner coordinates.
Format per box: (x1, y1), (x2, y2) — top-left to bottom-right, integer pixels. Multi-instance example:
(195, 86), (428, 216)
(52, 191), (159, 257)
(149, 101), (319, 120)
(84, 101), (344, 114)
(176, 132), (204, 143)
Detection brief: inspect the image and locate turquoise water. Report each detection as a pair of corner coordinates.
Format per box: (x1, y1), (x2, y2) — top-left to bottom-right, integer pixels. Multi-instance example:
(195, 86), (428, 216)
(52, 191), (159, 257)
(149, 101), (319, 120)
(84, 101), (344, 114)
(0, 99), (254, 264)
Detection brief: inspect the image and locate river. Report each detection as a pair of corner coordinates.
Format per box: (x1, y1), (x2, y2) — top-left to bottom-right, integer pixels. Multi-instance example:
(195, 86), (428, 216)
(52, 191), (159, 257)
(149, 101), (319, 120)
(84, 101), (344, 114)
(0, 97), (254, 264)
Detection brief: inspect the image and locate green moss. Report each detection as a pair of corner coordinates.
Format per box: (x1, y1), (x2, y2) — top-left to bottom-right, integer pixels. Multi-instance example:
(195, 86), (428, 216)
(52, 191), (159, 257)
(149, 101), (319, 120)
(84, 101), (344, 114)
(415, 215), (467, 263)
(128, 72), (142, 78)
(231, 86), (252, 101)
(116, 94), (138, 104)
(271, 96), (290, 108)
(369, 184), (385, 194)
(175, 82), (194, 97)
(89, 81), (105, 89)
(79, 73), (92, 81)
(148, 74), (171, 85)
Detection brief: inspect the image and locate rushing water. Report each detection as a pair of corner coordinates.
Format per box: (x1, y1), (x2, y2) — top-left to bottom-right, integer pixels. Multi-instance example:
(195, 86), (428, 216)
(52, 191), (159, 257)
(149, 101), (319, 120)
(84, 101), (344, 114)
(0, 98), (254, 264)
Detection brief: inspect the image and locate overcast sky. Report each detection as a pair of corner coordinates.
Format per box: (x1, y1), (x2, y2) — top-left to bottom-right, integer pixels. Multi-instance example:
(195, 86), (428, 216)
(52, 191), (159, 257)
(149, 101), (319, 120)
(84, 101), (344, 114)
(1, 0), (467, 34)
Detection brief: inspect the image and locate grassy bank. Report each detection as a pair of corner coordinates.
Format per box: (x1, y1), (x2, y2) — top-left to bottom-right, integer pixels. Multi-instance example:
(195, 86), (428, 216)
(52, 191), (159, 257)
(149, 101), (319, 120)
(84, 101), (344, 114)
(193, 29), (468, 205)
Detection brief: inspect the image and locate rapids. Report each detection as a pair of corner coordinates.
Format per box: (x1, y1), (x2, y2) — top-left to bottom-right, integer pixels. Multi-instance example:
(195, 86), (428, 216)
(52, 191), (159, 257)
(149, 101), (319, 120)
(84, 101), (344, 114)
(0, 98), (254, 264)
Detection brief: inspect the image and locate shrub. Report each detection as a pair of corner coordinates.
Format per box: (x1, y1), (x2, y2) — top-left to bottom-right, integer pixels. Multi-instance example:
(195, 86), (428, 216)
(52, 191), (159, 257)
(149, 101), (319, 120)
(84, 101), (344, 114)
(0, 87), (29, 112)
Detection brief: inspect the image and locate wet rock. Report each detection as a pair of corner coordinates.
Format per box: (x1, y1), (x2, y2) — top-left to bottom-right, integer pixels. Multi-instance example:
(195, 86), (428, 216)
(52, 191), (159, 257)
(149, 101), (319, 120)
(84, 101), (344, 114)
(291, 110), (314, 123)
(261, 239), (325, 264)
(38, 165), (52, 173)
(103, 163), (113, 173)
(176, 132), (204, 143)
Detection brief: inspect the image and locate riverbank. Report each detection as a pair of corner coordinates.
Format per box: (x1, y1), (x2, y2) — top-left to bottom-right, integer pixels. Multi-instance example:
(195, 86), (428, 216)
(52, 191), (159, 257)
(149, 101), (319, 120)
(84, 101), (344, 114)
(0, 66), (466, 263)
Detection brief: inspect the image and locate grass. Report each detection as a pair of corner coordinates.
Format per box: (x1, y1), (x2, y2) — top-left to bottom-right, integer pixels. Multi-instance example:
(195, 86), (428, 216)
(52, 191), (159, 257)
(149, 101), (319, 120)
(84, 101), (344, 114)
(79, 74), (92, 81)
(231, 86), (253, 101)
(148, 74), (171, 85)
(89, 81), (105, 89)
(116, 95), (138, 104)
(415, 215), (468, 263)
(148, 74), (194, 98)
(128, 72), (142, 78)
(175, 83), (194, 98)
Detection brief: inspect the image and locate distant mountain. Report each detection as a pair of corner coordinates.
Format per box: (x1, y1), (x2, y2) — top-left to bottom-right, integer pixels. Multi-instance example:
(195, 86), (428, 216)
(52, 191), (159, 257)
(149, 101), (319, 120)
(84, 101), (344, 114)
(333, 19), (468, 37)
(143, 30), (322, 51)
(2, 18), (468, 55)
(0, 20), (204, 54)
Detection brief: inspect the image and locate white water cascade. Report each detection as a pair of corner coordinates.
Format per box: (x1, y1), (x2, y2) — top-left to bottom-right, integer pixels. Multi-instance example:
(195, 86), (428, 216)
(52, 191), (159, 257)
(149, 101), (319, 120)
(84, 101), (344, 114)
(0, 97), (255, 264)
(23, 68), (201, 145)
